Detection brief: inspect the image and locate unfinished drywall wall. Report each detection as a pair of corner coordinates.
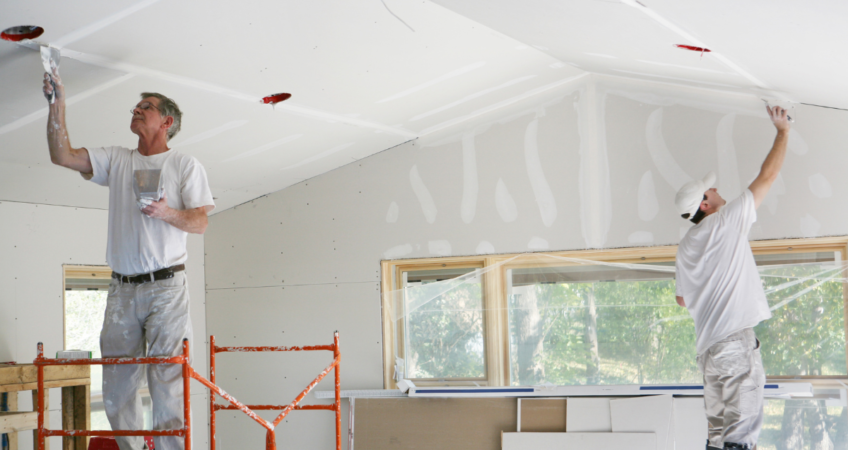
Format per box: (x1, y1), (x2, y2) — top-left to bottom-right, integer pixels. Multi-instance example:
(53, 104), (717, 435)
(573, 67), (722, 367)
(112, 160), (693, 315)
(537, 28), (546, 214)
(204, 74), (848, 449)
(0, 200), (209, 448)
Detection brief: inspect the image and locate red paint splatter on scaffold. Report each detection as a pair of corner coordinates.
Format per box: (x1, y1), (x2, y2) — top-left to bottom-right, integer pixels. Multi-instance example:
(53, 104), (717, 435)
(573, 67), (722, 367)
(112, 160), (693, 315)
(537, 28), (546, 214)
(261, 93), (292, 105)
(675, 44), (711, 53)
(1, 26), (45, 42)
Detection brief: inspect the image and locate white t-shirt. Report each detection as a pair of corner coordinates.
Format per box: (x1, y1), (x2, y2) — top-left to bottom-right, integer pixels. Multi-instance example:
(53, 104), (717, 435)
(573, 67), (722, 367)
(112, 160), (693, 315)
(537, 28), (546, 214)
(86, 146), (215, 276)
(675, 189), (772, 356)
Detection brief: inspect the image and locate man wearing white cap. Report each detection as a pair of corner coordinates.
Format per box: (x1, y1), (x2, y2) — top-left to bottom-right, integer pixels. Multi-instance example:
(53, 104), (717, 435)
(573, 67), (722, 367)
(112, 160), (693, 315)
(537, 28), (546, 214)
(674, 106), (790, 450)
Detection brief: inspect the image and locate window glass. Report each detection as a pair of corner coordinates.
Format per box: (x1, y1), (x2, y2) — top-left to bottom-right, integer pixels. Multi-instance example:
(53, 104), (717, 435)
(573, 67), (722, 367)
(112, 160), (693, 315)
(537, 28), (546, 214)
(506, 251), (846, 385)
(507, 262), (689, 385)
(402, 268), (485, 380)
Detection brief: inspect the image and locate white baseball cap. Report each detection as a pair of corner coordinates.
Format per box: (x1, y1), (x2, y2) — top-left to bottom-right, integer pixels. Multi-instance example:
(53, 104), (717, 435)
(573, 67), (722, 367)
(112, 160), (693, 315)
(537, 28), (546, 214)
(675, 171), (716, 219)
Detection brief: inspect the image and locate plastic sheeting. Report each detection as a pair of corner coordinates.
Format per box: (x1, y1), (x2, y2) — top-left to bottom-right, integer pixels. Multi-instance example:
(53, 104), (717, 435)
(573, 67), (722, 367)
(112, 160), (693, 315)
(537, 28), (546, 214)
(385, 252), (847, 384)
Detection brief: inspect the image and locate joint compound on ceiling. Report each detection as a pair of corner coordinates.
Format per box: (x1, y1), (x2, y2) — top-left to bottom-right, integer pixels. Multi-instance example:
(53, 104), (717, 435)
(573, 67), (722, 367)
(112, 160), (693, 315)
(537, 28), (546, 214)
(281, 143), (355, 171)
(377, 61), (486, 103)
(222, 134), (302, 163)
(418, 73), (589, 136)
(410, 75), (536, 122)
(460, 133), (478, 224)
(620, 0), (769, 89)
(171, 120), (249, 149)
(51, 0), (164, 48)
(0, 73), (135, 136)
(45, 48), (415, 138)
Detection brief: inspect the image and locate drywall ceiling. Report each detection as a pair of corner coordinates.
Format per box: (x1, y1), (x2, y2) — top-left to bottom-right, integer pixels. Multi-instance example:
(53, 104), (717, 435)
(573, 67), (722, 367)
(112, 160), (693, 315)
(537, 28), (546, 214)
(432, 0), (848, 109)
(1, 0), (843, 213)
(0, 0), (581, 212)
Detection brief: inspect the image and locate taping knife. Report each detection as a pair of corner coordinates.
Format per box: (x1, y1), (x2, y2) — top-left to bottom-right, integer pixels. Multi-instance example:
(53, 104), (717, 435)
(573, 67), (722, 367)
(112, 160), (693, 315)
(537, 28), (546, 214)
(40, 46), (61, 104)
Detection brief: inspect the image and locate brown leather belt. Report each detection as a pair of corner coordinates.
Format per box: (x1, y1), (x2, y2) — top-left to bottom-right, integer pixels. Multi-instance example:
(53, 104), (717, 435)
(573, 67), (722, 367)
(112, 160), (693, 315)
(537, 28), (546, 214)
(112, 264), (185, 284)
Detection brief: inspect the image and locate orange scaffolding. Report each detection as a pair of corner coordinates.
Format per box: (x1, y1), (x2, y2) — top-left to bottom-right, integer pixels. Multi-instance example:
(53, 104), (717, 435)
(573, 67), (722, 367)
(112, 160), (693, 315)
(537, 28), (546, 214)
(209, 333), (342, 450)
(33, 332), (341, 450)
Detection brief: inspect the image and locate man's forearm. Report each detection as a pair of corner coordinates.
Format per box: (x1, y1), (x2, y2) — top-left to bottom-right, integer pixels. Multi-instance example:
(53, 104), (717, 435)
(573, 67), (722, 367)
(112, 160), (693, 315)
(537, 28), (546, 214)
(160, 207), (208, 234)
(47, 101), (72, 165)
(759, 130), (789, 183)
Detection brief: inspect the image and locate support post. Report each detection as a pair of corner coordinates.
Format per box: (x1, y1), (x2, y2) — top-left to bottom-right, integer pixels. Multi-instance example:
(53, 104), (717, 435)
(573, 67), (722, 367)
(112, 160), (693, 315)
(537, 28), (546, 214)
(182, 339), (191, 450)
(36, 343), (46, 450)
(334, 332), (341, 450)
(209, 335), (216, 450)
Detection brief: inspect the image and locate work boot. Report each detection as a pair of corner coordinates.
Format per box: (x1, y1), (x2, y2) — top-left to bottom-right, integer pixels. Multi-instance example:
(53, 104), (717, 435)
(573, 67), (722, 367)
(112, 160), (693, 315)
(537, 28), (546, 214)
(724, 443), (750, 450)
(707, 440), (722, 450)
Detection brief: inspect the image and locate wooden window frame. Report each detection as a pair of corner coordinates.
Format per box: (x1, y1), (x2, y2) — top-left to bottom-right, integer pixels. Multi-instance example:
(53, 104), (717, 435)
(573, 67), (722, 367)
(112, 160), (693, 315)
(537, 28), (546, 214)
(62, 265), (112, 350)
(381, 236), (848, 389)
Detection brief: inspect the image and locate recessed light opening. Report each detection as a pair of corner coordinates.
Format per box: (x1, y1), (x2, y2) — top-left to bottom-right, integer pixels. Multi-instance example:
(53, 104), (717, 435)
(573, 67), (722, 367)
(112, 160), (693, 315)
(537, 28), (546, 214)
(1, 26), (45, 42)
(675, 44), (711, 53)
(261, 93), (292, 105)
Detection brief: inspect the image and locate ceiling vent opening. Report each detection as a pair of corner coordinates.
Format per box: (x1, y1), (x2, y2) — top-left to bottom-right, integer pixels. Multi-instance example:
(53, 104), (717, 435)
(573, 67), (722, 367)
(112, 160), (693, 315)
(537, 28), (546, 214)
(1, 26), (45, 42)
(261, 93), (292, 105)
(675, 44), (711, 53)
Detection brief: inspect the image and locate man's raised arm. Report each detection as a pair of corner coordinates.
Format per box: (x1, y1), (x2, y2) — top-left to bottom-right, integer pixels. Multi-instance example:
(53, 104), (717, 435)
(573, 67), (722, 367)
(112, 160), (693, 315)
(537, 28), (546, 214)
(44, 69), (93, 176)
(749, 105), (791, 209)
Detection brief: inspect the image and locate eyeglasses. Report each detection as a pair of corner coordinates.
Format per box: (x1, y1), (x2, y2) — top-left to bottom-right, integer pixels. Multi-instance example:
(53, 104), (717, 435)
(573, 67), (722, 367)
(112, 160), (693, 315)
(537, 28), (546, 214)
(130, 101), (161, 115)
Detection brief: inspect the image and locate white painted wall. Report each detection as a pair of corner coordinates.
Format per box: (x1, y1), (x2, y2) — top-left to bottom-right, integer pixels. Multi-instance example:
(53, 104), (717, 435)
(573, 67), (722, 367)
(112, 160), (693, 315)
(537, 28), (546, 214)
(204, 74), (848, 449)
(0, 200), (209, 448)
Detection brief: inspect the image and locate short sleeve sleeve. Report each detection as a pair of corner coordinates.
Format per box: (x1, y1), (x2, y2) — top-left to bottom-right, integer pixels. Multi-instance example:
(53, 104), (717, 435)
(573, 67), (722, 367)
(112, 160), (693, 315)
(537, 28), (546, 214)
(85, 147), (113, 186)
(720, 189), (757, 234)
(181, 158), (215, 212)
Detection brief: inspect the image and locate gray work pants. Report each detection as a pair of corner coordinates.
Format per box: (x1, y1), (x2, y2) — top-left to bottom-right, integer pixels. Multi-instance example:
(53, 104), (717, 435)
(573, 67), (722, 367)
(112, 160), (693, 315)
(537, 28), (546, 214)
(697, 328), (765, 449)
(100, 272), (193, 450)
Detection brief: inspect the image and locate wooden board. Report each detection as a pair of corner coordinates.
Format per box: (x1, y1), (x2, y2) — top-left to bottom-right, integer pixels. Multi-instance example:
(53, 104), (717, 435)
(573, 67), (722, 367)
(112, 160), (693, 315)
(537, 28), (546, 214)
(0, 411), (37, 433)
(0, 379), (91, 394)
(355, 397), (516, 450)
(519, 398), (566, 432)
(0, 364), (90, 386)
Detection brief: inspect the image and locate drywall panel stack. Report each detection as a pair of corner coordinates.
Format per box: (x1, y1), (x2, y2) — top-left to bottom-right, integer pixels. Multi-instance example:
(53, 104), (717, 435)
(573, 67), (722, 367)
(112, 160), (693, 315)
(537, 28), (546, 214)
(503, 431), (656, 450)
(566, 397), (611, 432)
(610, 395), (674, 450)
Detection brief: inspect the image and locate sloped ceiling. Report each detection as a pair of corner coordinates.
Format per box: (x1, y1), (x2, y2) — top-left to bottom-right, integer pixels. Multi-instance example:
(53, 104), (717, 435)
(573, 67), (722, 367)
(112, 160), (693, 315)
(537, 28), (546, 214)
(432, 0), (848, 109)
(1, 0), (843, 212)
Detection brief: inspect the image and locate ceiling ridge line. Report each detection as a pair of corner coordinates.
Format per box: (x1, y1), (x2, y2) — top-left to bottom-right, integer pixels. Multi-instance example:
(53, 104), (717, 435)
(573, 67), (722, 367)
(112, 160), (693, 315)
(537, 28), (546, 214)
(50, 47), (417, 138)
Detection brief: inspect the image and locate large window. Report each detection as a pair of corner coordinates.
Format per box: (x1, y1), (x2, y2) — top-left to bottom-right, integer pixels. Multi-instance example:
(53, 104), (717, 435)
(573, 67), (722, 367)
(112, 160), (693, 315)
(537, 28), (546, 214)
(380, 237), (848, 388)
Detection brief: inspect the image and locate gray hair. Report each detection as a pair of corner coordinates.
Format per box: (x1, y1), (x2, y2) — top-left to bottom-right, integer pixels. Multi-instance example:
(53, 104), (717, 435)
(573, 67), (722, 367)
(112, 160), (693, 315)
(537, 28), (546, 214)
(140, 92), (182, 141)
